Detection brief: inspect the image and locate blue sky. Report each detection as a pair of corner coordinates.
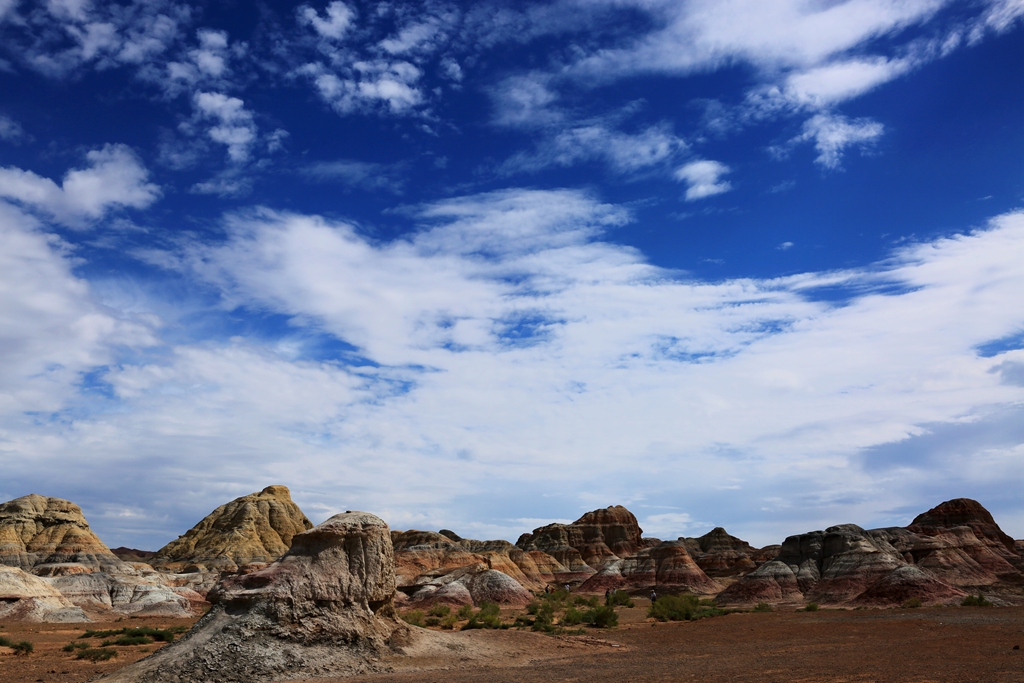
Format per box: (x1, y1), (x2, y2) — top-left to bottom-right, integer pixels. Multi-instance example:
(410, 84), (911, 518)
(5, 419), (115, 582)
(1, 0), (1023, 549)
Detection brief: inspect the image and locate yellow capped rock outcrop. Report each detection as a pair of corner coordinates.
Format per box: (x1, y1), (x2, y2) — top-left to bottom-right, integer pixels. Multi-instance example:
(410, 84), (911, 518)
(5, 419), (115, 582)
(150, 485), (313, 572)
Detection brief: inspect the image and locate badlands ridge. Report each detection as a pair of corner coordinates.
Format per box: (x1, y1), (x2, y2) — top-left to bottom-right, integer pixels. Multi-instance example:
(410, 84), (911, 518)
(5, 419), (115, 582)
(1, 486), (1022, 681)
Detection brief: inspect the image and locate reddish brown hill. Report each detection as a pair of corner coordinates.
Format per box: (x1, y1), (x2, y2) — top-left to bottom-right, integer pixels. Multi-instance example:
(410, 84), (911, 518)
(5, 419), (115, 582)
(515, 505), (643, 575)
(717, 498), (1024, 608)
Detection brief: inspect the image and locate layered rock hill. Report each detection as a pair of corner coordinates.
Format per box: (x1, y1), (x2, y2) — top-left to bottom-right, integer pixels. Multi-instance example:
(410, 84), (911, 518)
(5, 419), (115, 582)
(393, 505), (728, 600)
(0, 494), (124, 574)
(0, 566), (88, 622)
(516, 505), (644, 581)
(150, 485), (313, 573)
(717, 498), (1024, 607)
(682, 527), (778, 578)
(100, 512), (412, 683)
(0, 494), (200, 619)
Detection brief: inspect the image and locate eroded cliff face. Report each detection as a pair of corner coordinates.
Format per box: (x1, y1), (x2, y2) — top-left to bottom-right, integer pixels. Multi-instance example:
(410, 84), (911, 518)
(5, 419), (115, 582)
(0, 494), (201, 620)
(100, 512), (411, 683)
(150, 485), (313, 573)
(717, 498), (1024, 607)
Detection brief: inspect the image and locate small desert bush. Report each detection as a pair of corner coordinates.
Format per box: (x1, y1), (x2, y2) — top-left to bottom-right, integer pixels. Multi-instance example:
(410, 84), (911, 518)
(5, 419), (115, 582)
(648, 594), (726, 622)
(62, 641), (90, 652)
(76, 647), (117, 662)
(588, 605), (618, 628)
(457, 603), (475, 620)
(572, 595), (599, 609)
(103, 635), (154, 647)
(427, 604), (451, 617)
(606, 590), (634, 608)
(753, 602), (773, 613)
(83, 627), (179, 643)
(401, 609), (425, 627)
(804, 602), (819, 612)
(562, 606), (585, 626)
(424, 617), (441, 627)
(961, 593), (991, 607)
(440, 614), (458, 630)
(10, 640), (33, 656)
(901, 598), (923, 609)
(462, 602), (504, 630)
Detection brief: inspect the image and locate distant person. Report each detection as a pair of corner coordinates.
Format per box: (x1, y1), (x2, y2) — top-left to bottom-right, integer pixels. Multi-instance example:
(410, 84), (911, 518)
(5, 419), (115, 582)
(650, 590), (657, 604)
(605, 588), (612, 604)
(564, 583), (570, 593)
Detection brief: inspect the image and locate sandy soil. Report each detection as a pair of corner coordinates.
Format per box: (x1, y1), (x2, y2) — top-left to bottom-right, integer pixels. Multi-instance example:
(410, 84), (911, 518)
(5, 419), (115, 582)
(0, 615), (196, 683)
(2, 603), (1023, 683)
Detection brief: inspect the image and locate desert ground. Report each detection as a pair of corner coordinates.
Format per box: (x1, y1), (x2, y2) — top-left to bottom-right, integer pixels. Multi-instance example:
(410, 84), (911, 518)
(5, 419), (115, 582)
(3, 602), (1022, 683)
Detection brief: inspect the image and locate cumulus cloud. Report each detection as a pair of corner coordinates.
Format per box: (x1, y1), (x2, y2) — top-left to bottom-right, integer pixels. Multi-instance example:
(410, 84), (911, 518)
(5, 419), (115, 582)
(0, 202), (157, 417)
(192, 91), (257, 164)
(796, 113), (885, 169)
(298, 1), (355, 41)
(674, 160), (732, 200)
(0, 114), (25, 142)
(0, 144), (160, 226)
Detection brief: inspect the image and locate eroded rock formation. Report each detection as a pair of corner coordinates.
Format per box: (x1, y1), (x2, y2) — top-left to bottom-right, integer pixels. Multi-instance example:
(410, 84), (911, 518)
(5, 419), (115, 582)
(717, 498), (1024, 607)
(150, 485), (313, 573)
(516, 505), (644, 578)
(0, 494), (200, 619)
(0, 494), (124, 573)
(682, 527), (771, 578)
(579, 540), (720, 594)
(99, 511), (410, 683)
(0, 566), (89, 622)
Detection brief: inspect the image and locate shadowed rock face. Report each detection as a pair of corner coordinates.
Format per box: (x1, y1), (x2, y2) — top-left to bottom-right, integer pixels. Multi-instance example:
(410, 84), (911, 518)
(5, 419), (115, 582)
(0, 494), (124, 573)
(151, 485), (313, 573)
(100, 511), (410, 683)
(717, 498), (1024, 607)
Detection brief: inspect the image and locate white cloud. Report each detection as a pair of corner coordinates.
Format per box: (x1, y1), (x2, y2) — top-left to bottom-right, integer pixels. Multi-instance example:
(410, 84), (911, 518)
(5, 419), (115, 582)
(0, 202), (157, 417)
(299, 1), (355, 41)
(193, 91), (257, 164)
(501, 122), (686, 176)
(796, 113), (884, 169)
(0, 144), (160, 226)
(674, 159), (732, 201)
(0, 114), (25, 142)
(5, 192), (1024, 544)
(301, 159), (405, 193)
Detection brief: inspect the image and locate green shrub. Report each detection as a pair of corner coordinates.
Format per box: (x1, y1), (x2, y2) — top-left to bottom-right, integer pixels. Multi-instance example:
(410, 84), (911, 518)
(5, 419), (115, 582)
(440, 614), (458, 630)
(11, 640), (33, 656)
(0, 636), (10, 648)
(456, 604), (474, 620)
(562, 606), (585, 626)
(753, 602), (773, 613)
(62, 641), (90, 652)
(588, 605), (618, 628)
(804, 602), (819, 612)
(902, 598), (923, 609)
(424, 616), (441, 627)
(428, 604), (451, 617)
(103, 635), (154, 647)
(525, 601), (540, 615)
(82, 627), (177, 643)
(606, 590), (634, 608)
(76, 648), (117, 662)
(648, 594), (699, 621)
(401, 609), (425, 627)
(962, 593), (992, 607)
(572, 595), (599, 608)
(648, 594), (726, 622)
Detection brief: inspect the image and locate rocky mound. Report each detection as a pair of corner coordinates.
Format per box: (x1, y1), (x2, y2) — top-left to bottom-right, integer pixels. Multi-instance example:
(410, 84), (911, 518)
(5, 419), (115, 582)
(0, 494), (124, 573)
(580, 540), (719, 594)
(0, 494), (200, 619)
(150, 485), (313, 573)
(406, 565), (533, 608)
(717, 498), (1024, 607)
(682, 527), (769, 578)
(111, 547), (156, 562)
(0, 566), (89, 622)
(100, 511), (411, 683)
(515, 505), (644, 580)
